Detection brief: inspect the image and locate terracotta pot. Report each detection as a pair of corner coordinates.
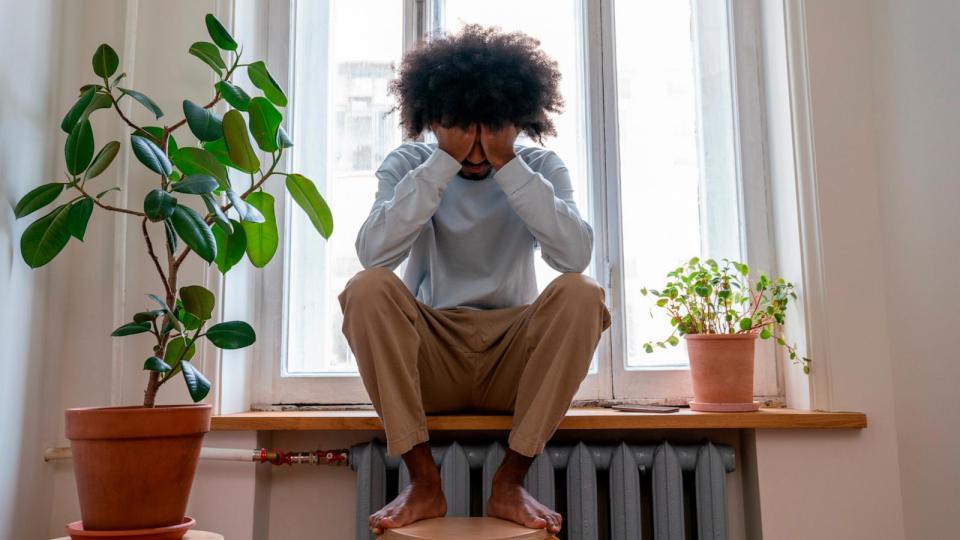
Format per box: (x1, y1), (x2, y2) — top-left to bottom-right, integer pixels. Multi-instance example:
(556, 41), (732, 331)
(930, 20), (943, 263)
(64, 404), (211, 531)
(685, 334), (759, 412)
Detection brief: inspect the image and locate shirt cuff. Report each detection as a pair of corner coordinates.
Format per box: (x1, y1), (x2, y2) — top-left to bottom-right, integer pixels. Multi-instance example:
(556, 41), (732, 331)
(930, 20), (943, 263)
(418, 148), (463, 187)
(493, 156), (535, 196)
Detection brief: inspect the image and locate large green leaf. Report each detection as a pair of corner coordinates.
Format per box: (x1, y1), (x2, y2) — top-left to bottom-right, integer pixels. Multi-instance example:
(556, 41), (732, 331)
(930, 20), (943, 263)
(67, 198), (94, 241)
(226, 188), (263, 223)
(215, 81), (250, 111)
(61, 89), (112, 133)
(165, 335), (197, 363)
(131, 135), (173, 177)
(222, 110), (260, 173)
(213, 218), (246, 273)
(92, 43), (119, 78)
(247, 61), (287, 107)
(180, 361), (211, 402)
(14, 183), (64, 219)
(240, 191), (277, 267)
(144, 189), (177, 221)
(205, 14), (238, 51)
(276, 125), (293, 149)
(171, 147), (228, 188)
(111, 321), (152, 336)
(118, 87), (164, 119)
(65, 119), (94, 176)
(286, 174), (333, 238)
(188, 41), (226, 75)
(169, 205), (216, 263)
(171, 174), (219, 194)
(60, 87), (96, 133)
(183, 100), (223, 142)
(85, 141), (121, 180)
(163, 219), (177, 252)
(143, 356), (172, 373)
(179, 285), (215, 321)
(133, 310), (164, 323)
(202, 193), (232, 234)
(20, 204), (72, 268)
(202, 139), (234, 169)
(247, 97), (282, 152)
(206, 321), (256, 349)
(162, 335), (196, 379)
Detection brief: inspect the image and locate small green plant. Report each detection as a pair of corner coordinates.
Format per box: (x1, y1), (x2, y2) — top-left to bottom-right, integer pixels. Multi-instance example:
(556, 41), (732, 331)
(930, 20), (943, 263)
(640, 257), (810, 374)
(14, 14), (333, 406)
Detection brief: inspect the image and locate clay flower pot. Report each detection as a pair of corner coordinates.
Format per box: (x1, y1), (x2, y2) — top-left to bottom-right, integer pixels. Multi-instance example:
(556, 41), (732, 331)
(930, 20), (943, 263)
(64, 404), (211, 532)
(685, 334), (760, 412)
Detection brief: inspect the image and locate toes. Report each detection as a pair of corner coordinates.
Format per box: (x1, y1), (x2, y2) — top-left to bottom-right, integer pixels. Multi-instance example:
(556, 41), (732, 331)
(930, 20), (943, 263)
(524, 516), (548, 529)
(379, 515), (402, 529)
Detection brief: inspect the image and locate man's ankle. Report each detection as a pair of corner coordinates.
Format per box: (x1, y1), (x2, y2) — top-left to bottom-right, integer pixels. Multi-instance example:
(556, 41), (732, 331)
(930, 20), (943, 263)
(492, 449), (534, 486)
(402, 442), (441, 485)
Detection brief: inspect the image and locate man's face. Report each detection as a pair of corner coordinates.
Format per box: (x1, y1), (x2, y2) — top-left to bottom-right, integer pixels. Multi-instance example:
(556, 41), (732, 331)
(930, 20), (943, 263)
(459, 131), (493, 180)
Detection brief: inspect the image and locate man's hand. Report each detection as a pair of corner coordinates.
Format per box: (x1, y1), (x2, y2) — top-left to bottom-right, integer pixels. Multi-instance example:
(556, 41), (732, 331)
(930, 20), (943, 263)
(433, 123), (477, 162)
(480, 124), (520, 169)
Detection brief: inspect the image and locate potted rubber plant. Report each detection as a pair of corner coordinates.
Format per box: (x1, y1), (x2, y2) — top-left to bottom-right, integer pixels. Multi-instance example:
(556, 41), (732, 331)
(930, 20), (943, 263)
(15, 14), (332, 538)
(641, 257), (809, 412)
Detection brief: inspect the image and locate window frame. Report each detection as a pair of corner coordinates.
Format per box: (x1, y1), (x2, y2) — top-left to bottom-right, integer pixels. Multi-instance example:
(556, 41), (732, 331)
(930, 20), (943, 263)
(247, 0), (782, 407)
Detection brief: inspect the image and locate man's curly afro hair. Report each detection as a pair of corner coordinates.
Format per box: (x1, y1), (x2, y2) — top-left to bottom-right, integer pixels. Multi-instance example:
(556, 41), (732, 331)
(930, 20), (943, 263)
(388, 24), (564, 143)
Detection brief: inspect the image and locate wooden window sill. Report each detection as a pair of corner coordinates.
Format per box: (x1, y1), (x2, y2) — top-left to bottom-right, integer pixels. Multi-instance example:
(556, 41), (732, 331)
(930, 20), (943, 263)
(211, 407), (866, 431)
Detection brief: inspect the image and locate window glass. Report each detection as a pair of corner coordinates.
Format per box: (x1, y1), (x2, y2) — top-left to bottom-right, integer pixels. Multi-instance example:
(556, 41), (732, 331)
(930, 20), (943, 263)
(614, 0), (741, 368)
(285, 0), (403, 374)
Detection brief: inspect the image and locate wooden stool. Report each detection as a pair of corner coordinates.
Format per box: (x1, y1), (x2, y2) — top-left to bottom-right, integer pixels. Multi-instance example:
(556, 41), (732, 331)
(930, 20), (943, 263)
(53, 532), (223, 540)
(380, 517), (556, 540)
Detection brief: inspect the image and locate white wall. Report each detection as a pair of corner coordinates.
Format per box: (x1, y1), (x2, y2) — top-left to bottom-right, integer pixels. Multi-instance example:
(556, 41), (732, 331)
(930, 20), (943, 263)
(748, 1), (907, 537)
(872, 1), (960, 537)
(0, 1), (65, 538)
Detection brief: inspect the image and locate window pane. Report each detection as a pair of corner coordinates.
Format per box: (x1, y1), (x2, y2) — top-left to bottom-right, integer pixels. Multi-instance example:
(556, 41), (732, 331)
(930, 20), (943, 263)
(285, 0), (403, 374)
(615, 0), (741, 368)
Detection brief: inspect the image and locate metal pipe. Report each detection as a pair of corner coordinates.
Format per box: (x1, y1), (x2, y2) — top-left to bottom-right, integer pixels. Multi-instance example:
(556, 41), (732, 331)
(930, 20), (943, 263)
(44, 446), (350, 466)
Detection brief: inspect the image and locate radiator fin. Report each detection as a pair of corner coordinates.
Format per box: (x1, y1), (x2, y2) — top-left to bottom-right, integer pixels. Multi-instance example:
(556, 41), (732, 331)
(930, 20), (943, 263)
(610, 442), (642, 539)
(696, 442), (728, 539)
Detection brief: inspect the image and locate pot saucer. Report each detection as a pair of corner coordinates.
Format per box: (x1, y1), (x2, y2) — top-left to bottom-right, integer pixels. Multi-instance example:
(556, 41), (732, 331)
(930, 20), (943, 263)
(689, 400), (761, 412)
(66, 517), (195, 540)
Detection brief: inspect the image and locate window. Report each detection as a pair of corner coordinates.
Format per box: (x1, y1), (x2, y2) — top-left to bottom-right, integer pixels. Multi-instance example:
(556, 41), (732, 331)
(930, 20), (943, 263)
(257, 0), (777, 404)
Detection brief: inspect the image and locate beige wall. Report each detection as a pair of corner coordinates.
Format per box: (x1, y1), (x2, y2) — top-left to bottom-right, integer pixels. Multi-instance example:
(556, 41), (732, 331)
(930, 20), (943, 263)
(5, 0), (958, 538)
(872, 0), (960, 537)
(0, 1), (64, 538)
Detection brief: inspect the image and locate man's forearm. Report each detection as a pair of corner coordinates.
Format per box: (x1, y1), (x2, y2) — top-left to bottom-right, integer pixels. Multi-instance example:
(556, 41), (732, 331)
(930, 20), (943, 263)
(356, 149), (461, 269)
(494, 157), (593, 272)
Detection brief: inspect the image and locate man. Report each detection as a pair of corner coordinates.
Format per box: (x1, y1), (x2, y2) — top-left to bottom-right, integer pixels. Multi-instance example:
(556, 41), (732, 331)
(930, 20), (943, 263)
(338, 25), (611, 535)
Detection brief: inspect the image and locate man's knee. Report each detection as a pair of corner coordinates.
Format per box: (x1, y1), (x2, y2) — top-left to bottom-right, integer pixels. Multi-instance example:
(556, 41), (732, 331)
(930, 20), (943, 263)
(338, 267), (404, 312)
(547, 272), (606, 304)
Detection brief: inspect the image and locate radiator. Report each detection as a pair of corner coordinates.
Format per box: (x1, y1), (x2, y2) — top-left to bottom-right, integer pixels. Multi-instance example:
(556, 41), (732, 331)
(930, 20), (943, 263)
(351, 440), (736, 540)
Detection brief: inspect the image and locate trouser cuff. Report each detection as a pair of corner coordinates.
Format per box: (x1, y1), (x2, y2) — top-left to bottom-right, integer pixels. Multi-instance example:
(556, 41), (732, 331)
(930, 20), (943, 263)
(386, 426), (430, 456)
(507, 432), (546, 458)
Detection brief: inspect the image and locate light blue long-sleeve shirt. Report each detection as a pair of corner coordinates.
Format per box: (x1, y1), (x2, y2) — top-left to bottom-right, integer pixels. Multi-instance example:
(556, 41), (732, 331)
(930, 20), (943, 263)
(355, 142), (593, 309)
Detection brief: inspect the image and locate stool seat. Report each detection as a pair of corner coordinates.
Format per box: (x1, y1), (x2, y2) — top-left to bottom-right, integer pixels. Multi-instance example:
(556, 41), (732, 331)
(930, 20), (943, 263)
(380, 517), (553, 540)
(52, 532), (222, 540)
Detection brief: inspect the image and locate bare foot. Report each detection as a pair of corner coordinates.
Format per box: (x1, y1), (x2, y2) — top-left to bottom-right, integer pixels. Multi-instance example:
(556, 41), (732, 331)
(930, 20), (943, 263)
(369, 479), (447, 534)
(486, 479), (562, 535)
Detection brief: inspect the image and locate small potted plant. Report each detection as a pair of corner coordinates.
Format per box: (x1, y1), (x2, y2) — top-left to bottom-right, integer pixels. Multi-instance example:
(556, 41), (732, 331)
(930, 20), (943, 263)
(641, 257), (809, 411)
(15, 14), (332, 538)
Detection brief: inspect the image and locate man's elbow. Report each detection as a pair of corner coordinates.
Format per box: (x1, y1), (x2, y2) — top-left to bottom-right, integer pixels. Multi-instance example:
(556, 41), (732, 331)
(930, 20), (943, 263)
(544, 243), (593, 274)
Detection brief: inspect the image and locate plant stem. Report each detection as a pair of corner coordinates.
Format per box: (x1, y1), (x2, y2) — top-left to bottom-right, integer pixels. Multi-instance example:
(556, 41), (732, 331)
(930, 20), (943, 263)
(142, 217), (173, 300)
(75, 184), (146, 217)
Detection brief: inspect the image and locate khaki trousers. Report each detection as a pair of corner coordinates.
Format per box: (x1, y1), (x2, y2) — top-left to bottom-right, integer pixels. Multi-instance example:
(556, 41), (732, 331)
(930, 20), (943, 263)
(338, 268), (611, 457)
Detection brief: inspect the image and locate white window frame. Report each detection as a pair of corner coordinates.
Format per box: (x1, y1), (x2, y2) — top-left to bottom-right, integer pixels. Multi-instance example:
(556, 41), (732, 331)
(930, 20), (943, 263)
(241, 0), (782, 407)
